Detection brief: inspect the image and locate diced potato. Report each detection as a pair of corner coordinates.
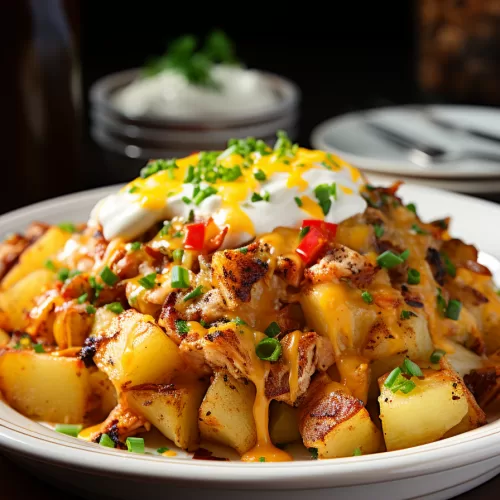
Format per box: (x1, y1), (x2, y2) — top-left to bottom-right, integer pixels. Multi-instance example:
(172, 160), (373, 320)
(299, 374), (382, 459)
(445, 342), (484, 378)
(1, 227), (70, 290)
(378, 369), (470, 451)
(0, 351), (91, 423)
(0, 269), (54, 330)
(94, 310), (185, 391)
(199, 372), (256, 454)
(53, 304), (93, 349)
(125, 378), (209, 451)
(269, 401), (301, 445)
(336, 355), (371, 404)
(88, 369), (118, 420)
(90, 307), (117, 337)
(300, 282), (433, 362)
(0, 328), (9, 346)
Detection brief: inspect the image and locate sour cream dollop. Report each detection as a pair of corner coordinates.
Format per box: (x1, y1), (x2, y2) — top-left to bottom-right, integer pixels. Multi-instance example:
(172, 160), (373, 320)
(90, 145), (367, 248)
(113, 65), (278, 120)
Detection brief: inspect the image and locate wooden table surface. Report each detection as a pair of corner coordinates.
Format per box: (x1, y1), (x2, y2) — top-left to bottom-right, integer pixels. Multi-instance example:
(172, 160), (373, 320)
(0, 452), (498, 499)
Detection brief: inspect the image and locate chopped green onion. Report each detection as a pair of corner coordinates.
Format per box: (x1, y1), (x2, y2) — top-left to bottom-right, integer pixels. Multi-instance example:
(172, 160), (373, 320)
(172, 248), (184, 264)
(55, 423), (83, 437)
(400, 310), (415, 320)
(139, 272), (157, 289)
(183, 285), (204, 302)
(159, 222), (171, 237)
(199, 319), (209, 328)
(353, 448), (362, 456)
(253, 169), (267, 181)
(377, 251), (404, 269)
(255, 337), (282, 361)
(294, 196), (303, 207)
(446, 299), (462, 321)
(373, 224), (384, 238)
(384, 367), (402, 388)
(411, 223), (428, 235)
(77, 293), (88, 304)
(262, 191), (270, 202)
(69, 269), (82, 278)
(398, 380), (416, 394)
(99, 433), (115, 448)
(184, 165), (195, 183)
(171, 266), (190, 288)
(234, 317), (247, 325)
(126, 437), (145, 454)
(44, 259), (56, 271)
(402, 358), (423, 377)
(193, 186), (217, 206)
(128, 186), (139, 194)
(330, 182), (337, 200)
(308, 447), (318, 460)
(157, 447), (170, 454)
(400, 249), (410, 261)
(182, 196), (192, 205)
(86, 304), (96, 314)
(100, 266), (119, 287)
(175, 319), (190, 335)
(239, 247), (248, 254)
(58, 222), (76, 233)
(89, 276), (103, 298)
(436, 288), (447, 315)
(251, 191), (270, 202)
(264, 321), (281, 338)
(361, 291), (373, 304)
(57, 268), (70, 282)
(106, 302), (124, 314)
(407, 268), (421, 285)
(187, 209), (195, 223)
(299, 226), (310, 241)
(430, 349), (446, 363)
(172, 231), (184, 238)
(406, 203), (417, 214)
(129, 242), (141, 252)
(140, 159), (178, 179)
(314, 183), (333, 216)
(33, 343), (45, 353)
(259, 457), (266, 462)
(441, 253), (456, 278)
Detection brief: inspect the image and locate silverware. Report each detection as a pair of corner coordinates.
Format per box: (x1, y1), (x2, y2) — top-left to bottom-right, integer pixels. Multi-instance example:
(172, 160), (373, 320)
(425, 114), (500, 146)
(365, 121), (500, 167)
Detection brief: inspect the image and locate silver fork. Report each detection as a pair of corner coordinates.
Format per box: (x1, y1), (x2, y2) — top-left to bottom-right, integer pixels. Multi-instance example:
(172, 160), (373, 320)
(365, 121), (500, 167)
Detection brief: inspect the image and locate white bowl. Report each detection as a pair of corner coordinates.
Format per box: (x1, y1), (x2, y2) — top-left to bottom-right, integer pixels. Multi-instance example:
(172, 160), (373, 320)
(1, 184), (500, 500)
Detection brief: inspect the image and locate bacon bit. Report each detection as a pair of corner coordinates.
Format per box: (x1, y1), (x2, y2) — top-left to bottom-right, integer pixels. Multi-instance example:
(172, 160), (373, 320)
(144, 245), (163, 260)
(205, 225), (228, 254)
(380, 181), (404, 196)
(464, 260), (492, 276)
(192, 448), (229, 461)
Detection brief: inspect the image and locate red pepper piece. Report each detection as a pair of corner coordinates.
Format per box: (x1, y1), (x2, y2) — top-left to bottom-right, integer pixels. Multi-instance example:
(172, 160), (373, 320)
(295, 227), (327, 264)
(301, 219), (338, 238)
(184, 223), (205, 250)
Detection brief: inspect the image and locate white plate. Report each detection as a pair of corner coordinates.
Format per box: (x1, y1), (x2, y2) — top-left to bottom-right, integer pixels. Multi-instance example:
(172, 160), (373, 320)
(311, 105), (500, 179)
(1, 185), (500, 500)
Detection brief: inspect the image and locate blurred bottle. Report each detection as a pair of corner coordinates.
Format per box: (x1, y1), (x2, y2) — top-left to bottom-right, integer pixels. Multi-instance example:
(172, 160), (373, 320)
(418, 0), (500, 105)
(0, 0), (80, 214)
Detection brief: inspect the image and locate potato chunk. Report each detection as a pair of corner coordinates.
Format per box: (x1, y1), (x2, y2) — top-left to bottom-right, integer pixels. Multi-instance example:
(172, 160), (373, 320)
(269, 401), (301, 445)
(94, 310), (185, 390)
(199, 372), (256, 455)
(1, 226), (70, 290)
(378, 369), (471, 451)
(0, 269), (54, 330)
(0, 351), (91, 423)
(299, 374), (382, 458)
(125, 378), (209, 451)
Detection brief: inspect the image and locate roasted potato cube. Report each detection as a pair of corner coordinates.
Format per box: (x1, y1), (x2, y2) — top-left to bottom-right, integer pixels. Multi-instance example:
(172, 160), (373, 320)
(88, 369), (118, 420)
(269, 401), (301, 445)
(94, 310), (185, 390)
(1, 227), (70, 290)
(199, 372), (256, 455)
(90, 307), (117, 337)
(0, 351), (91, 423)
(125, 378), (209, 451)
(378, 369), (470, 451)
(0, 269), (54, 330)
(445, 342), (484, 378)
(299, 374), (382, 458)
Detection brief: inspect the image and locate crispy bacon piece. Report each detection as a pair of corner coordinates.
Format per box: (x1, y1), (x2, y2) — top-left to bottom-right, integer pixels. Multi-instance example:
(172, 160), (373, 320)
(464, 367), (500, 408)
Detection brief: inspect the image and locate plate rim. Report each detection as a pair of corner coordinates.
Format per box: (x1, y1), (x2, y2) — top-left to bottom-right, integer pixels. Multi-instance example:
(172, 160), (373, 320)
(310, 104), (500, 180)
(1, 183), (500, 488)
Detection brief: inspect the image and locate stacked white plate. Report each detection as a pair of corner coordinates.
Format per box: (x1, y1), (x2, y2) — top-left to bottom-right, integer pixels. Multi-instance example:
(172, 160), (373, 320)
(90, 69), (301, 162)
(311, 105), (500, 196)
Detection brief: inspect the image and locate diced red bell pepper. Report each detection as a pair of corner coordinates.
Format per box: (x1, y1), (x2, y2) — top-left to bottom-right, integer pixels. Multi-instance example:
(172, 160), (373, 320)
(295, 227), (327, 264)
(184, 223), (205, 250)
(301, 219), (338, 239)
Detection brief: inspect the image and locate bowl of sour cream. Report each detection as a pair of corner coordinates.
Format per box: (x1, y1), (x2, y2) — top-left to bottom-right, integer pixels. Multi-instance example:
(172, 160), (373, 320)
(89, 32), (300, 169)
